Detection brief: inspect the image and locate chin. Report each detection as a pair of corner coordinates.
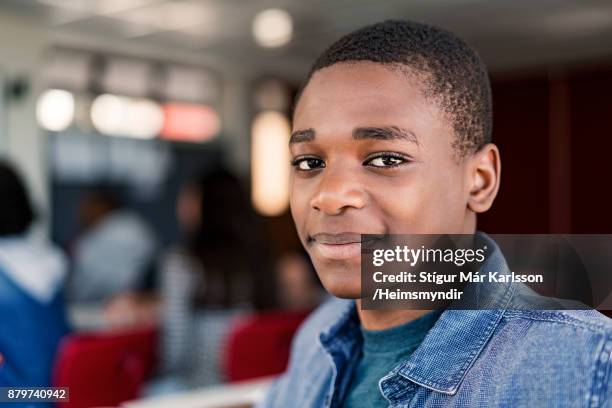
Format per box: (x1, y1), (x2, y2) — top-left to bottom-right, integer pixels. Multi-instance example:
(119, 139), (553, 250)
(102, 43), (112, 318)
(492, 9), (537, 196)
(314, 260), (362, 299)
(327, 285), (361, 299)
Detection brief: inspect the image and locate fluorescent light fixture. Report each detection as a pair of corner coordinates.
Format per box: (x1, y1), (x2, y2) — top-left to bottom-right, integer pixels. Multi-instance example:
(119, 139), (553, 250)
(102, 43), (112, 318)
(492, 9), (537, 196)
(91, 94), (164, 139)
(251, 111), (291, 216)
(129, 99), (166, 139)
(90, 94), (126, 136)
(36, 89), (75, 132)
(252, 8), (293, 48)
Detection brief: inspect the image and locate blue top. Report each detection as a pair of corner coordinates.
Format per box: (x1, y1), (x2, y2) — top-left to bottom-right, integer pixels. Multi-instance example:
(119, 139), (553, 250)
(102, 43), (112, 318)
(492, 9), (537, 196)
(259, 232), (612, 408)
(0, 266), (69, 402)
(342, 310), (442, 407)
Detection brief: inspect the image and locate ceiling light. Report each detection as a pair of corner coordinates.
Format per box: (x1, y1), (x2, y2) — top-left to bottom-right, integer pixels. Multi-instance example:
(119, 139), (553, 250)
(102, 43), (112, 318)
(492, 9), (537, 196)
(36, 89), (75, 132)
(91, 94), (164, 139)
(252, 8), (293, 48)
(251, 111), (291, 216)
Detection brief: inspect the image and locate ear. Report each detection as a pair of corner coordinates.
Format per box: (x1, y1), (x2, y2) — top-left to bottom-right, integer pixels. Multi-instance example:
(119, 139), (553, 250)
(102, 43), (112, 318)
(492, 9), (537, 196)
(467, 143), (501, 214)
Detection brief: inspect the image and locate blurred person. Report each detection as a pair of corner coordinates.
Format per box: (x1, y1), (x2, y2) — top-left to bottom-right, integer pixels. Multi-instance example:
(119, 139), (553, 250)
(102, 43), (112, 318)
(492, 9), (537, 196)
(0, 160), (69, 393)
(259, 20), (612, 407)
(157, 168), (275, 390)
(276, 251), (326, 310)
(68, 189), (157, 306)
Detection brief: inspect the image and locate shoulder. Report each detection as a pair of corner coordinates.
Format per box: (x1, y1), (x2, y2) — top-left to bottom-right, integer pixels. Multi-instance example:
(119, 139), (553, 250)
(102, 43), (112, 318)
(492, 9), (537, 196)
(491, 308), (612, 406)
(503, 308), (612, 333)
(504, 283), (612, 334)
(291, 296), (354, 350)
(500, 307), (612, 365)
(499, 282), (611, 335)
(100, 212), (156, 246)
(258, 297), (352, 407)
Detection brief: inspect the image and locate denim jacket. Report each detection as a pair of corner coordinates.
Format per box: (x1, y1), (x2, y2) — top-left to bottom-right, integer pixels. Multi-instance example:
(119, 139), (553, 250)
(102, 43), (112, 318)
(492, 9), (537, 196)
(259, 233), (612, 407)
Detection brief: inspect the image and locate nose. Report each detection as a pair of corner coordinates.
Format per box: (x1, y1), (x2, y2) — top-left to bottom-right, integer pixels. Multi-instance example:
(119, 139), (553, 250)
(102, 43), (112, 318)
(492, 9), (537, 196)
(309, 166), (367, 215)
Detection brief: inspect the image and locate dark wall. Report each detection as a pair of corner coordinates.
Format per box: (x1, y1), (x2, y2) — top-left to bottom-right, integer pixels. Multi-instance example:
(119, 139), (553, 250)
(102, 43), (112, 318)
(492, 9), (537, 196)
(479, 63), (612, 233)
(479, 75), (551, 233)
(569, 69), (612, 233)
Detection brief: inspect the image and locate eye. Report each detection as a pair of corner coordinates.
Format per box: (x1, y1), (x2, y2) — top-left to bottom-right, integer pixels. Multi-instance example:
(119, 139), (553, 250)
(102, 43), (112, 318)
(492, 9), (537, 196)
(291, 157), (325, 171)
(364, 153), (409, 168)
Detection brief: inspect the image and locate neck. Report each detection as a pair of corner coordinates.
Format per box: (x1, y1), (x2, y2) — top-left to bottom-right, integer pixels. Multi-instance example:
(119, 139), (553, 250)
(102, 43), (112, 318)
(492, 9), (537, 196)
(356, 299), (432, 330)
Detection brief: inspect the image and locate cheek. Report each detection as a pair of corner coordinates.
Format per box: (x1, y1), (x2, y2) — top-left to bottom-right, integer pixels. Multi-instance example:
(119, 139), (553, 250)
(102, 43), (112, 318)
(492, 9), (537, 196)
(310, 257), (362, 299)
(289, 181), (309, 237)
(374, 169), (467, 233)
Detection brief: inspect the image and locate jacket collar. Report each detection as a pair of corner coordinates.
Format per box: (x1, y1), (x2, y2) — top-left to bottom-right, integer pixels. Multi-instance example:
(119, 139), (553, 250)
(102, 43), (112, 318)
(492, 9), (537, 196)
(318, 232), (517, 400)
(383, 232), (516, 397)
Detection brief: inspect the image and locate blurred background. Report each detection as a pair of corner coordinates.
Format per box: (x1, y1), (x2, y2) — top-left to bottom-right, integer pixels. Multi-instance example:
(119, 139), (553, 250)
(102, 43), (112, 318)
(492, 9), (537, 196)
(0, 0), (611, 407)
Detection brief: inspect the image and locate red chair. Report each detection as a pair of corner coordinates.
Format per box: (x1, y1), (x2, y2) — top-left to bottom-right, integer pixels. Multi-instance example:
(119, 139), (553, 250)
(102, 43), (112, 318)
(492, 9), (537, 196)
(52, 325), (158, 408)
(223, 310), (311, 382)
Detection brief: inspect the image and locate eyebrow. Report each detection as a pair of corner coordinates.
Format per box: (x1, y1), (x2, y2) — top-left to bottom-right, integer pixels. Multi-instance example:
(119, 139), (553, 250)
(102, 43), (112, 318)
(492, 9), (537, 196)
(289, 126), (419, 145)
(289, 129), (315, 144)
(353, 126), (419, 145)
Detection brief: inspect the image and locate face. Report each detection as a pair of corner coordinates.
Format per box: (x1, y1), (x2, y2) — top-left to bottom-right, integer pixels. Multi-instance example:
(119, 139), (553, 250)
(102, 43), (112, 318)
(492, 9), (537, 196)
(177, 183), (202, 233)
(290, 62), (481, 298)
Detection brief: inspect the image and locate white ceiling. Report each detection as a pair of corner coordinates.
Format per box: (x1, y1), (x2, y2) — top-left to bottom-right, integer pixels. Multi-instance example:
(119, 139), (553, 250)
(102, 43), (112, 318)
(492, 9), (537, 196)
(1, 0), (612, 81)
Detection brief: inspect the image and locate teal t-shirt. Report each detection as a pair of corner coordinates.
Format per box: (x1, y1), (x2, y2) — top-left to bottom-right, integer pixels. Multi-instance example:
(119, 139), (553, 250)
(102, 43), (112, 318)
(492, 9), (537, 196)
(342, 310), (443, 407)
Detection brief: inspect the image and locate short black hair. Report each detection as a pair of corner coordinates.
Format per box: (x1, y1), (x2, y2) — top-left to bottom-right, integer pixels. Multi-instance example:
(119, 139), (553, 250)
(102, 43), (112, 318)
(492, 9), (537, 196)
(0, 160), (35, 236)
(301, 20), (492, 156)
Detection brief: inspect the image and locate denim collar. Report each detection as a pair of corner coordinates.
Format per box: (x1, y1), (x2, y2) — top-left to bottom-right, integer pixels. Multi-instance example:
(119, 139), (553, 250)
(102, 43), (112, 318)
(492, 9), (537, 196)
(318, 232), (517, 403)
(318, 299), (362, 407)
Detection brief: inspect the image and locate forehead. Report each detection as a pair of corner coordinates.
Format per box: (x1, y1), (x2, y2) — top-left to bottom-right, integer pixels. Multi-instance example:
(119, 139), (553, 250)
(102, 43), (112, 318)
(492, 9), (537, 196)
(293, 62), (447, 137)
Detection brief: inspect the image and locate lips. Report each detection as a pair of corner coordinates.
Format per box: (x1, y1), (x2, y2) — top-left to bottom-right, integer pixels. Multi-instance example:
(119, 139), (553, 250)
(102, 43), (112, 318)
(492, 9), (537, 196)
(312, 232), (361, 245)
(309, 232), (382, 260)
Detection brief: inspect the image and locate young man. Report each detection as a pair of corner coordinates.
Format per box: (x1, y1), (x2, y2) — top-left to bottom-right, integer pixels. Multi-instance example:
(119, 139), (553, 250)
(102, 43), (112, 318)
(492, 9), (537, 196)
(259, 20), (612, 407)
